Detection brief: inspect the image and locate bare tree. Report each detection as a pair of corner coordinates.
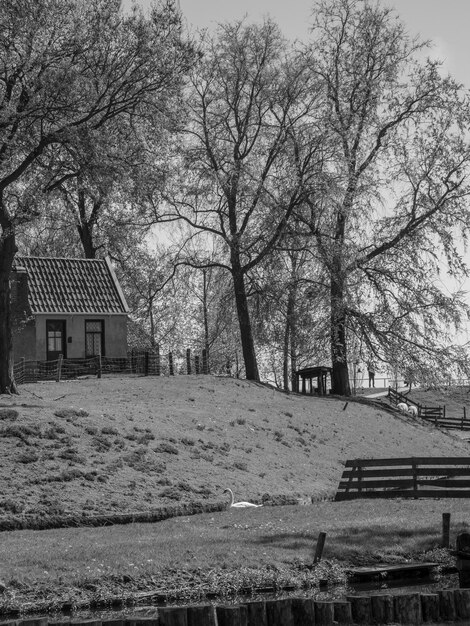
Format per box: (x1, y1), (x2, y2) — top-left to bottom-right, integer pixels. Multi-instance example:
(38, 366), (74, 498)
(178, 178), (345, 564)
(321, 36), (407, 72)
(163, 19), (324, 380)
(0, 0), (194, 392)
(300, 0), (470, 394)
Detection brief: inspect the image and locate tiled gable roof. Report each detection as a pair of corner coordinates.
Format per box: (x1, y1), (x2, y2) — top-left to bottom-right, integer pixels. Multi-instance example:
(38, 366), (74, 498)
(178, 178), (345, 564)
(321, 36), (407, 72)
(14, 256), (129, 315)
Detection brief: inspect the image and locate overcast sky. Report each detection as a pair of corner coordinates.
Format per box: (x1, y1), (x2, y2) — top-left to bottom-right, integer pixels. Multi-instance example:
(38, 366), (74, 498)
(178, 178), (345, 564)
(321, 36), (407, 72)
(123, 0), (470, 89)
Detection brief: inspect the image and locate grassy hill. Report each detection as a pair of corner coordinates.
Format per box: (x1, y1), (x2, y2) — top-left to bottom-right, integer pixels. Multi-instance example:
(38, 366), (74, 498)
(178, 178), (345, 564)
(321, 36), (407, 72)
(0, 375), (468, 519)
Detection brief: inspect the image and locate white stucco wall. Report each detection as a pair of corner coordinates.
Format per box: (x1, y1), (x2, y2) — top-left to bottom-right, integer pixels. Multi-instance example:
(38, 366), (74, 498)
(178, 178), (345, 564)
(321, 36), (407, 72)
(34, 314), (128, 360)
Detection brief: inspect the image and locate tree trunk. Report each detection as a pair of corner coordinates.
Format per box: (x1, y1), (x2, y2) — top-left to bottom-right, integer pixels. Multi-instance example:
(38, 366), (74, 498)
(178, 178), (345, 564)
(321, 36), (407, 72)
(283, 281), (296, 391)
(330, 274), (351, 395)
(76, 190), (97, 259)
(283, 317), (290, 391)
(231, 266), (259, 382)
(202, 269), (210, 373)
(0, 221), (18, 394)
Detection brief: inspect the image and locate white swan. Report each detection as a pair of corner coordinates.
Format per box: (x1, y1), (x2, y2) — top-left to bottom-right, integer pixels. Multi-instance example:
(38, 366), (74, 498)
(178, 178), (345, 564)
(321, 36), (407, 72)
(224, 488), (262, 508)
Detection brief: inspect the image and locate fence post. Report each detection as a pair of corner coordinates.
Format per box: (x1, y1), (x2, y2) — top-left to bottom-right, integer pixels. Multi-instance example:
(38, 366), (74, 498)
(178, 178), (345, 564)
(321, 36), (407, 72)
(186, 348), (192, 375)
(168, 351), (174, 376)
(156, 344), (161, 376)
(56, 354), (63, 383)
(195, 355), (200, 375)
(313, 531), (327, 563)
(144, 351), (149, 376)
(97, 354), (102, 379)
(442, 512), (451, 548)
(202, 348), (208, 374)
(412, 457), (418, 497)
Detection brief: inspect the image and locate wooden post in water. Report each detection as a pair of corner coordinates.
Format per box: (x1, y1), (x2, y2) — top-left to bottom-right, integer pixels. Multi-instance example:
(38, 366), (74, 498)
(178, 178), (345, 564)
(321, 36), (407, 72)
(290, 598), (315, 625)
(454, 589), (470, 619)
(245, 601), (267, 625)
(313, 531), (327, 563)
(187, 605), (217, 625)
(186, 349), (191, 375)
(421, 593), (440, 623)
(456, 532), (470, 588)
(439, 589), (457, 621)
(216, 605), (248, 626)
(314, 601), (335, 625)
(333, 601), (353, 624)
(346, 596), (372, 624)
(442, 512), (451, 548)
(393, 593), (421, 624)
(168, 351), (174, 376)
(159, 606), (188, 625)
(265, 599), (293, 626)
(371, 594), (394, 624)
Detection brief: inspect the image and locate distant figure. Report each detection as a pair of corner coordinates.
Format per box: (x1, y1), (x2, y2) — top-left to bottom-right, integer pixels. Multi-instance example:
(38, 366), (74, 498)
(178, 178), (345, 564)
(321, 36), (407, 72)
(368, 361), (376, 388)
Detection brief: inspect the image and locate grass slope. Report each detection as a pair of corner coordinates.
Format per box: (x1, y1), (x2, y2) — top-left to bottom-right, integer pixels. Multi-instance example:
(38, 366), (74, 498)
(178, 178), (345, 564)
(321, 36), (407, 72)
(0, 375), (468, 518)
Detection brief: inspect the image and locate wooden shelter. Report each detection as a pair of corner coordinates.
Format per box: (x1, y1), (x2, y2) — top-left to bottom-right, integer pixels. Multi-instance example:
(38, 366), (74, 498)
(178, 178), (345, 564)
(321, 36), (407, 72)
(295, 366), (332, 396)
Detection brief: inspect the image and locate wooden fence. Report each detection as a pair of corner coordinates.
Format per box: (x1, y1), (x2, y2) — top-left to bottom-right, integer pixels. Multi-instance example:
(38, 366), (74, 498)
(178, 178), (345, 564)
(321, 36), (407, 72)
(335, 457), (470, 501)
(388, 387), (470, 430)
(13, 348), (210, 386)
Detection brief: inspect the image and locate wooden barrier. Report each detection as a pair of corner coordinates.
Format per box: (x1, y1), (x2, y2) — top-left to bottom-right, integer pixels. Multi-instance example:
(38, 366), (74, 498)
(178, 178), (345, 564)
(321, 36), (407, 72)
(335, 456), (470, 500)
(388, 387), (470, 430)
(9, 590), (470, 624)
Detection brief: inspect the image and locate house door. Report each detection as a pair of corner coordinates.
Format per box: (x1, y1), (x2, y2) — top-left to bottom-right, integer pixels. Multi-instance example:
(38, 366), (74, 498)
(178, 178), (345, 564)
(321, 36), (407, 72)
(46, 320), (66, 361)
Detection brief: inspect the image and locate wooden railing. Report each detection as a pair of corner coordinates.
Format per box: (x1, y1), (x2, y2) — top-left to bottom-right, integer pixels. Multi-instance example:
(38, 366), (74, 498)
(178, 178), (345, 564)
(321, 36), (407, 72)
(387, 387), (470, 430)
(335, 457), (470, 500)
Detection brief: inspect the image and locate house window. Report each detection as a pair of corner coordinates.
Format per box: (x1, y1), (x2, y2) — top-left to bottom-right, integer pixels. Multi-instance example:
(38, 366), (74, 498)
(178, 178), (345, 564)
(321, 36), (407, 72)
(46, 320), (66, 360)
(85, 320), (104, 357)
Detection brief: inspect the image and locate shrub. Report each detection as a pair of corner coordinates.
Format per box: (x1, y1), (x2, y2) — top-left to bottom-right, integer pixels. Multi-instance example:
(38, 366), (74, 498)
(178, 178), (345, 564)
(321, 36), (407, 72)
(159, 486), (183, 500)
(236, 417), (246, 425)
(17, 450), (39, 464)
(54, 409), (89, 419)
(124, 449), (166, 473)
(233, 461), (248, 472)
(154, 442), (179, 455)
(181, 437), (195, 446)
(101, 426), (119, 436)
(91, 435), (113, 452)
(0, 499), (23, 514)
(58, 447), (85, 463)
(85, 426), (98, 435)
(43, 423), (66, 439)
(0, 424), (40, 443)
(0, 409), (18, 421)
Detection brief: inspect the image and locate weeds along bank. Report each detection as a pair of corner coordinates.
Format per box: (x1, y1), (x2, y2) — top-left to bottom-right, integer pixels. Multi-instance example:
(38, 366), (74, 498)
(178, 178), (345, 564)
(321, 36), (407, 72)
(0, 375), (468, 520)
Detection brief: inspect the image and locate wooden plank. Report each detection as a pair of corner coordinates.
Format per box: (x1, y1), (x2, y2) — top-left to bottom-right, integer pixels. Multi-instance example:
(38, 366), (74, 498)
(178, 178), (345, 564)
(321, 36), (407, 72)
(417, 478), (470, 489)
(336, 488), (470, 500)
(349, 562), (438, 578)
(344, 457), (470, 468)
(341, 467), (470, 479)
(344, 458), (416, 468)
(338, 478), (415, 490)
